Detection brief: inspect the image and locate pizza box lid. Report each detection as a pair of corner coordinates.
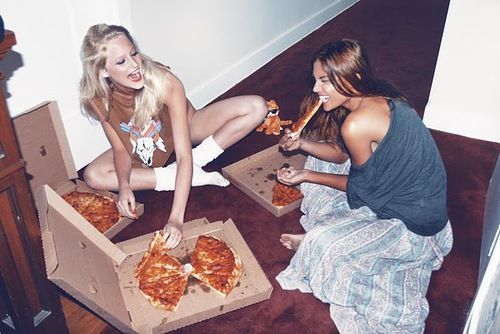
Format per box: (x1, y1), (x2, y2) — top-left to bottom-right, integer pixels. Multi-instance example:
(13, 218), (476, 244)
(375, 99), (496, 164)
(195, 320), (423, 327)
(36, 184), (273, 333)
(36, 184), (132, 331)
(12, 101), (78, 194)
(222, 144), (306, 217)
(13, 101), (143, 238)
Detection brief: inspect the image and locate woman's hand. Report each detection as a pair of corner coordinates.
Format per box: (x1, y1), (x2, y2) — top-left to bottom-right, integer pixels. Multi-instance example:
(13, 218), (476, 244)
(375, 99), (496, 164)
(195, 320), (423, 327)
(277, 166), (308, 186)
(117, 186), (137, 219)
(161, 70), (190, 250)
(279, 128), (302, 151)
(162, 219), (183, 249)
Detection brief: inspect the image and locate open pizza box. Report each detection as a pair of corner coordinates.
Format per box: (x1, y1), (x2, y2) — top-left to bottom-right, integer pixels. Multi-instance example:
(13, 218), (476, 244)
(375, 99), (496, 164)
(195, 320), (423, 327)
(222, 144), (307, 217)
(12, 100), (143, 238)
(36, 184), (273, 333)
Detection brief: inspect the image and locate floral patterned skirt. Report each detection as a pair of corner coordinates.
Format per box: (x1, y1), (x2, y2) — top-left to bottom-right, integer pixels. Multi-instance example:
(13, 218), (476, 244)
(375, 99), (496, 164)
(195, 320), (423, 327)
(276, 156), (453, 333)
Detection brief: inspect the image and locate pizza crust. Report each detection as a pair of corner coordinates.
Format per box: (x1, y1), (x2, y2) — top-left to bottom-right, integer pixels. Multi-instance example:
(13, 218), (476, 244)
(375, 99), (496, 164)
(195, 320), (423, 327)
(290, 99), (323, 136)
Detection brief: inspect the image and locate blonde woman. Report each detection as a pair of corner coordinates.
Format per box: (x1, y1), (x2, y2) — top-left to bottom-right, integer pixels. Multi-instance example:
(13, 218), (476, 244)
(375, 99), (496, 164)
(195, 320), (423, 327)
(79, 24), (267, 248)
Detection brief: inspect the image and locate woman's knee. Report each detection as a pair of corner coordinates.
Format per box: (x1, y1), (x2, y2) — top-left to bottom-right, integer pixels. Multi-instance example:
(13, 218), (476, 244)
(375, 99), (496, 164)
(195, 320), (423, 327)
(83, 165), (106, 190)
(244, 95), (268, 124)
(82, 149), (115, 190)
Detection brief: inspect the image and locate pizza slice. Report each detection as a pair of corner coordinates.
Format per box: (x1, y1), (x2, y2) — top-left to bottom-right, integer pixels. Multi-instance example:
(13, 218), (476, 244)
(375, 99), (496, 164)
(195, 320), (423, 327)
(134, 231), (165, 277)
(62, 191), (120, 233)
(290, 99), (323, 136)
(272, 182), (303, 207)
(190, 235), (243, 296)
(135, 231), (191, 311)
(135, 232), (244, 310)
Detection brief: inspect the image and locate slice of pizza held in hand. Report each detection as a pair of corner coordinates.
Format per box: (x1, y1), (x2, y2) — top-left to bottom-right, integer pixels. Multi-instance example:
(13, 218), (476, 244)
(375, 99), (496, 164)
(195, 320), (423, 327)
(134, 231), (192, 311)
(290, 98), (324, 136)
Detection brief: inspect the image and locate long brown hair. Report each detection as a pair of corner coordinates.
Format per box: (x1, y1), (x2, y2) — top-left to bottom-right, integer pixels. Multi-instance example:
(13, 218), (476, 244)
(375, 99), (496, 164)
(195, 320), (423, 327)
(301, 39), (404, 152)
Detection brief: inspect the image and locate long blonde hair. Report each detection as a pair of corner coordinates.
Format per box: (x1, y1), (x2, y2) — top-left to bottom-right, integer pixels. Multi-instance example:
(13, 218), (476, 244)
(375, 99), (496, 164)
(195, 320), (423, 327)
(79, 24), (170, 128)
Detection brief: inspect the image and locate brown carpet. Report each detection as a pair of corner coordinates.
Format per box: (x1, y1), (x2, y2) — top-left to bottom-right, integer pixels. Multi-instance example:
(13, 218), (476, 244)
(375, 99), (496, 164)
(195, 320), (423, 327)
(99, 0), (500, 333)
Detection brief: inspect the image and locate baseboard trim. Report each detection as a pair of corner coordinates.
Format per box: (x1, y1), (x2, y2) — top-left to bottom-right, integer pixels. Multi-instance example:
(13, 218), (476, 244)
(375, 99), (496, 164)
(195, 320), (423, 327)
(187, 0), (359, 108)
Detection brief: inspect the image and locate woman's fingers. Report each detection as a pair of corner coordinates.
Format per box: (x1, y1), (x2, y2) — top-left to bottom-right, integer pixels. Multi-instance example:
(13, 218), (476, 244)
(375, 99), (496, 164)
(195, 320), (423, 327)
(277, 166), (295, 178)
(280, 133), (301, 151)
(117, 199), (136, 219)
(279, 134), (290, 147)
(162, 224), (183, 249)
(117, 188), (138, 219)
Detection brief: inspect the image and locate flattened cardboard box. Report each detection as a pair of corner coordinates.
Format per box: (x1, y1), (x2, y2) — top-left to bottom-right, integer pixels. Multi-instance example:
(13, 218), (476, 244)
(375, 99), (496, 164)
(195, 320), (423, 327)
(222, 144), (306, 217)
(12, 101), (143, 238)
(36, 185), (273, 333)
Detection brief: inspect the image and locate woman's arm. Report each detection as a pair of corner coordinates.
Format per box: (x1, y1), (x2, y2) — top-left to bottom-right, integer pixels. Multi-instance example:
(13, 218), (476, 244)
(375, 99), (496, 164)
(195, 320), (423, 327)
(90, 101), (137, 218)
(278, 129), (349, 191)
(279, 129), (348, 163)
(102, 122), (137, 218)
(277, 167), (348, 191)
(162, 71), (193, 248)
(300, 139), (349, 163)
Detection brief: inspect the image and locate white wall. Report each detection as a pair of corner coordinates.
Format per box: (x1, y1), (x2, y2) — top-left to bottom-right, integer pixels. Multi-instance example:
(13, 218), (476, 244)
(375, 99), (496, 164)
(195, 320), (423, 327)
(130, 0), (357, 108)
(1, 0), (357, 170)
(423, 0), (500, 143)
(1, 0), (128, 170)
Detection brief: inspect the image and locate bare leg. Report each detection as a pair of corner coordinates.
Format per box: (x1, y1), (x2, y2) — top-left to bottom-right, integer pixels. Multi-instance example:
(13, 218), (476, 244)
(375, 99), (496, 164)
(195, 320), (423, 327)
(189, 95), (268, 148)
(280, 234), (305, 251)
(83, 149), (229, 191)
(83, 149), (156, 191)
(84, 96), (267, 191)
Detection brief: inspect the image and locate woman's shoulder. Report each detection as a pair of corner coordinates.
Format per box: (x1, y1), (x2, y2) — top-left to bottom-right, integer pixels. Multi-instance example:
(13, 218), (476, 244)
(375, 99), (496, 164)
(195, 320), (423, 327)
(157, 67), (185, 99)
(87, 97), (109, 122)
(342, 97), (390, 141)
(341, 111), (370, 143)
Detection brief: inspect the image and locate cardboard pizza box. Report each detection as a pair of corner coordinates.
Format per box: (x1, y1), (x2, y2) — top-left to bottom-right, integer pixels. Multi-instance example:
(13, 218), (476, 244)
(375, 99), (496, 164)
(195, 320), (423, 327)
(222, 144), (306, 217)
(36, 184), (273, 333)
(12, 101), (143, 238)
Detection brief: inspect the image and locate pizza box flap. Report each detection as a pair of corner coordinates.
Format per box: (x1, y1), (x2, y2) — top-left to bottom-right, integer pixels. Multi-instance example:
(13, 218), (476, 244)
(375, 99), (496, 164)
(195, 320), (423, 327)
(13, 101), (78, 195)
(35, 184), (133, 332)
(222, 144), (306, 217)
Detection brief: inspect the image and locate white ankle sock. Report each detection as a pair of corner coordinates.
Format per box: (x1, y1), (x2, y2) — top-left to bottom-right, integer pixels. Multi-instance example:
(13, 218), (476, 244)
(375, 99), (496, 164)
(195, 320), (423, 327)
(192, 135), (224, 167)
(154, 163), (176, 191)
(191, 163), (229, 187)
(154, 162), (229, 191)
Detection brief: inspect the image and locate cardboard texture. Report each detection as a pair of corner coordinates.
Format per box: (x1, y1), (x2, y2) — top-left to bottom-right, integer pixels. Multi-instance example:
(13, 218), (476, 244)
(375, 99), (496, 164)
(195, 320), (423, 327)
(12, 101), (142, 238)
(222, 144), (306, 217)
(13, 101), (77, 192)
(36, 185), (273, 333)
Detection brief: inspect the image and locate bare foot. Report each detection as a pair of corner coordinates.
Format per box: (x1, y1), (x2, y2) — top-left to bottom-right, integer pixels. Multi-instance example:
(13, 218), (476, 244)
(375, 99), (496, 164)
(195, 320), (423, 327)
(280, 233), (305, 250)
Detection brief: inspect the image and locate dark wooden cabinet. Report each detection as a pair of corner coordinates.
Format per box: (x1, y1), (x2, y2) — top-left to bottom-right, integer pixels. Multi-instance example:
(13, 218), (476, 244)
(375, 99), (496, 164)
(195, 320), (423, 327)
(0, 31), (68, 334)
